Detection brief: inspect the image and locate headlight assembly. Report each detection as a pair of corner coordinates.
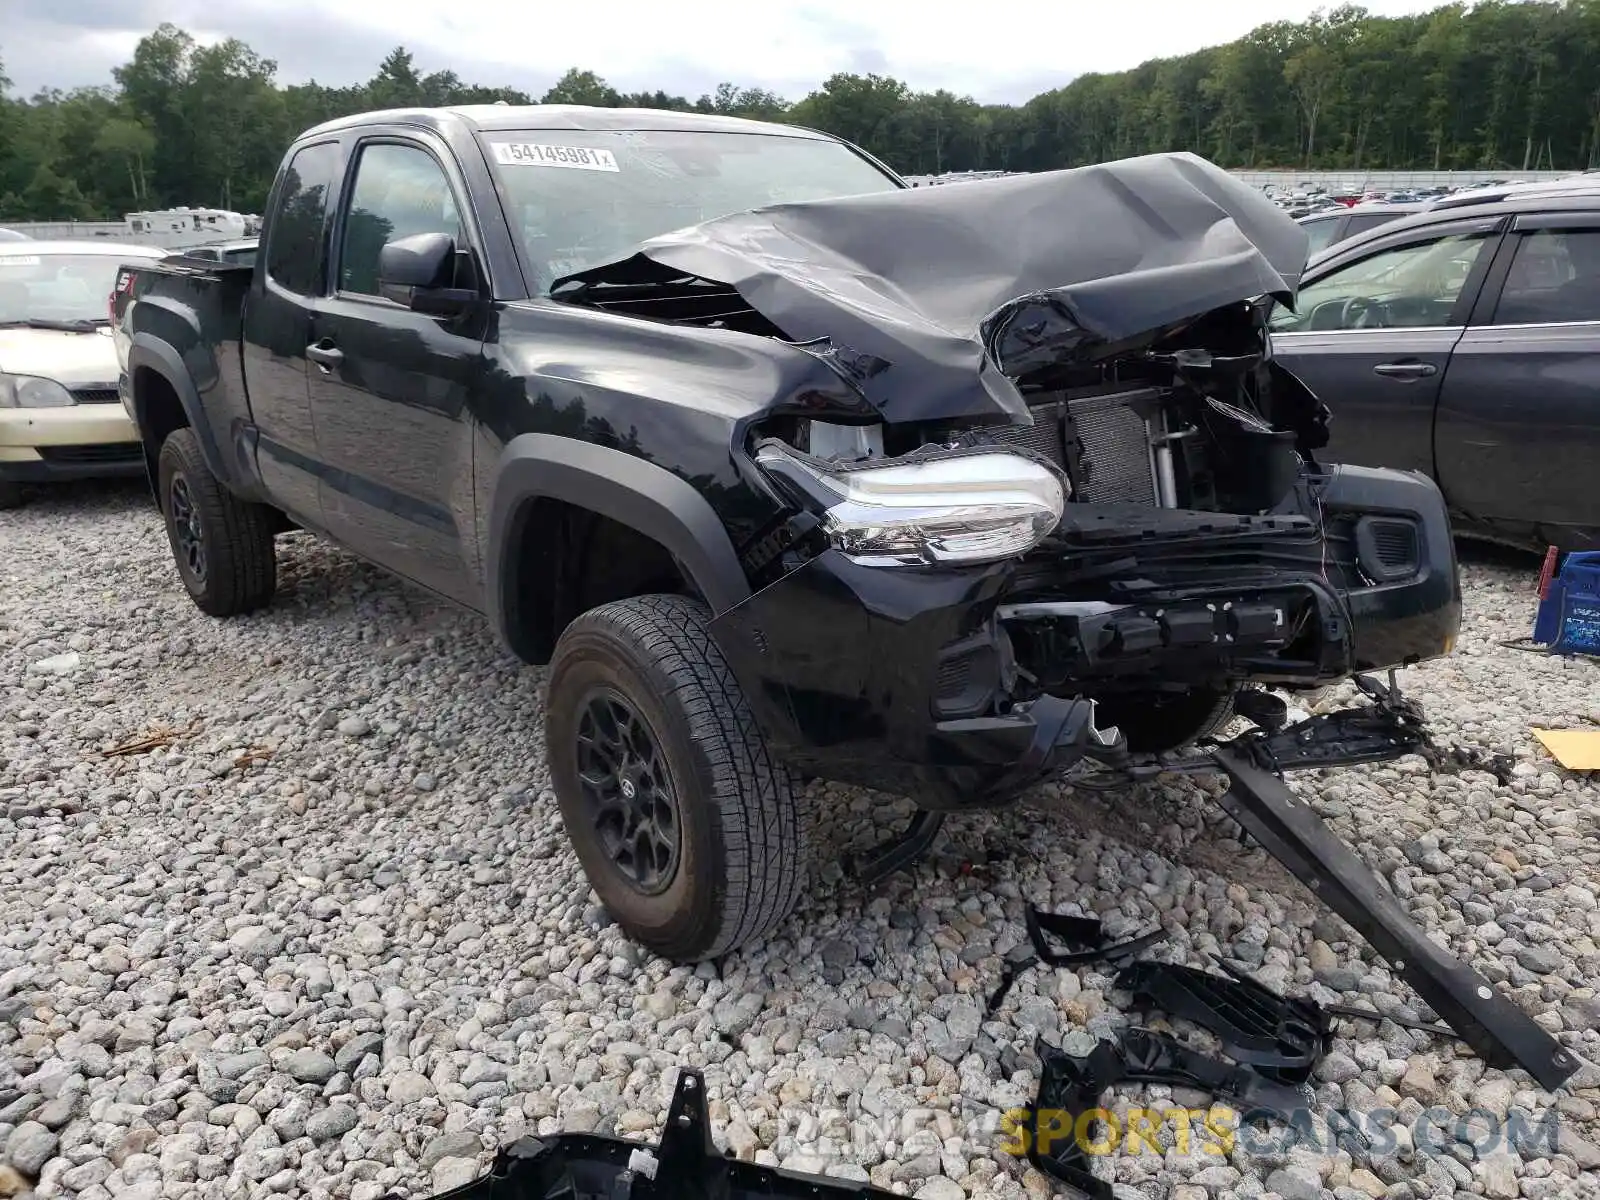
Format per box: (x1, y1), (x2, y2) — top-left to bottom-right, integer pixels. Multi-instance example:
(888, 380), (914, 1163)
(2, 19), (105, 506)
(0, 373), (75, 409)
(756, 440), (1067, 566)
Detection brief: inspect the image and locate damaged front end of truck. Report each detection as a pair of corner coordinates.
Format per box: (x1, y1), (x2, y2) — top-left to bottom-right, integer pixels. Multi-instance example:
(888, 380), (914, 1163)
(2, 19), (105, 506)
(546, 151), (1574, 1096)
(556, 151), (1460, 803)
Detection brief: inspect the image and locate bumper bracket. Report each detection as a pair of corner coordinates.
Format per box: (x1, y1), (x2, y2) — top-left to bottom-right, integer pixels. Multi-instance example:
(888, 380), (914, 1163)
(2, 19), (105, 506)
(1209, 743), (1577, 1091)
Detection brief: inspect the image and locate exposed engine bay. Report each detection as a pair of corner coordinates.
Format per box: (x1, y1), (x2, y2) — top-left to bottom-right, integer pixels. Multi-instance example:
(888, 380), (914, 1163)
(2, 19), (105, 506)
(785, 298), (1329, 517)
(735, 299), (1434, 752)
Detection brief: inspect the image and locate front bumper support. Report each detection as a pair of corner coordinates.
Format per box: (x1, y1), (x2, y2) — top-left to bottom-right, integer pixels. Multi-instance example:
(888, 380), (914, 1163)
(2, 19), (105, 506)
(1209, 745), (1577, 1091)
(394, 1068), (896, 1200)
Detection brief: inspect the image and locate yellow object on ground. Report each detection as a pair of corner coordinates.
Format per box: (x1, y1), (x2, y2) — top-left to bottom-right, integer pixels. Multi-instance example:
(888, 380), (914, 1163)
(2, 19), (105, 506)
(1531, 728), (1600, 770)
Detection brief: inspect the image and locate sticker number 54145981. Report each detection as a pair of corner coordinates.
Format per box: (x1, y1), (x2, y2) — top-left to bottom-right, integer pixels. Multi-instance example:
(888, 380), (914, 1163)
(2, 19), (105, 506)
(491, 142), (620, 172)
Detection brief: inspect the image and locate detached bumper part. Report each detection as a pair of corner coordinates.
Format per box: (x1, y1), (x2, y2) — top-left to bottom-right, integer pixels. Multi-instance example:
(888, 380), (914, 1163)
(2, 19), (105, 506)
(1028, 1030), (1309, 1200)
(394, 1068), (895, 1200)
(1209, 746), (1576, 1092)
(986, 908), (1166, 1016)
(1114, 960), (1333, 1085)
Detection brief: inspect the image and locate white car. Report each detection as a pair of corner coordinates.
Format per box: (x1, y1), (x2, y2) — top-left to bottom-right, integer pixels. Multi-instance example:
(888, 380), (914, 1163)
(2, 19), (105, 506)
(0, 240), (167, 508)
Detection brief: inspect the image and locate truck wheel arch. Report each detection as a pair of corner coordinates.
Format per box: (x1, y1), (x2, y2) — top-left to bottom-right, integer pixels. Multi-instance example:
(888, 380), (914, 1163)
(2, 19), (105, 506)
(487, 434), (754, 663)
(127, 335), (229, 484)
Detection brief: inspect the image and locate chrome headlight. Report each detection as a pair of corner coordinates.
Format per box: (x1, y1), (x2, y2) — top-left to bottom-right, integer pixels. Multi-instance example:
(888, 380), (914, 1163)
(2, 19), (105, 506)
(0, 373), (75, 409)
(756, 441), (1067, 566)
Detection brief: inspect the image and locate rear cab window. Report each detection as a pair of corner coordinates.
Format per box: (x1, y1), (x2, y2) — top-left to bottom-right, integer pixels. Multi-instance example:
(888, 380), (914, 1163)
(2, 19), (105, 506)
(478, 128), (900, 290)
(265, 141), (342, 295)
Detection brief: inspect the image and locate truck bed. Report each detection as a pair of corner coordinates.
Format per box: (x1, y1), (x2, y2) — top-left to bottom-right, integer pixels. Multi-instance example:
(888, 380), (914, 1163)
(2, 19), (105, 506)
(112, 255), (257, 497)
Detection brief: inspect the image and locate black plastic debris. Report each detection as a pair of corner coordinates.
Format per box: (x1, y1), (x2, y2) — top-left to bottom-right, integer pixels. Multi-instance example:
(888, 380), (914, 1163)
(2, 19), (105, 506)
(1224, 670), (1514, 785)
(1114, 960), (1333, 1084)
(391, 1068), (895, 1200)
(1028, 910), (1166, 968)
(1320, 1003), (1464, 1042)
(985, 908), (1165, 1016)
(1027, 1029), (1307, 1199)
(1116, 955), (1465, 1062)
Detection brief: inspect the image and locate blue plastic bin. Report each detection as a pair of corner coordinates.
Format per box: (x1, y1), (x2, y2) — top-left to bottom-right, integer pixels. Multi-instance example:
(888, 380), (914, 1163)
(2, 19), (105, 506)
(1532, 550), (1600, 656)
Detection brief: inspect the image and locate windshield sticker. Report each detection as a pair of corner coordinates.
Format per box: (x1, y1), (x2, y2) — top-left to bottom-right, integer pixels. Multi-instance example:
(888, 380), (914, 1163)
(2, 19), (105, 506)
(491, 142), (619, 172)
(0, 256), (41, 267)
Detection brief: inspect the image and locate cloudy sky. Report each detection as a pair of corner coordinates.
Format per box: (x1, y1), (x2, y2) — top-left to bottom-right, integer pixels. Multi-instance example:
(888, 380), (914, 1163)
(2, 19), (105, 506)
(7, 0), (1444, 105)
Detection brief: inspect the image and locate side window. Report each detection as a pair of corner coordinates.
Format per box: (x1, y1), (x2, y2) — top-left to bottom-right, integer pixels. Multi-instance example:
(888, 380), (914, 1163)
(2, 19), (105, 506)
(265, 141), (341, 295)
(1270, 231), (1493, 333)
(1301, 216), (1339, 257)
(1492, 228), (1600, 325)
(337, 143), (465, 297)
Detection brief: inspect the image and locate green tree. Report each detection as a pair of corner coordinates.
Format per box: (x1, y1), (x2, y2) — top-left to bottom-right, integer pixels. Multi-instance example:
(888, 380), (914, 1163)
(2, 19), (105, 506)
(790, 73), (911, 161)
(94, 116), (156, 206)
(183, 39), (283, 210)
(367, 48), (424, 109)
(542, 69), (621, 107)
(11, 3), (1600, 222)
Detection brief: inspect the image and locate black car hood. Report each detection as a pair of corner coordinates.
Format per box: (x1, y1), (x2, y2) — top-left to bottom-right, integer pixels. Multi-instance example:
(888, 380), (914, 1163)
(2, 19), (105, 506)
(553, 151), (1309, 423)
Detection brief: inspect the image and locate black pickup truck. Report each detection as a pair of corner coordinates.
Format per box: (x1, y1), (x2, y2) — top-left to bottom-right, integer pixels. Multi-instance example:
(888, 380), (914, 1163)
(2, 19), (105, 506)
(112, 106), (1462, 962)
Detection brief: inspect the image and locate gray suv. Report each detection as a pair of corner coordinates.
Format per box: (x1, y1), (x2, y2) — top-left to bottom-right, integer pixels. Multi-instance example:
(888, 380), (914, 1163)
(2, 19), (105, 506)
(1271, 189), (1600, 552)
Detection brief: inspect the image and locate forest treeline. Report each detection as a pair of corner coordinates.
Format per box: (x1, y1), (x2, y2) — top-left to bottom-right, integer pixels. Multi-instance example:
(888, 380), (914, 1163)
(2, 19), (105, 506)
(4, 0), (1600, 220)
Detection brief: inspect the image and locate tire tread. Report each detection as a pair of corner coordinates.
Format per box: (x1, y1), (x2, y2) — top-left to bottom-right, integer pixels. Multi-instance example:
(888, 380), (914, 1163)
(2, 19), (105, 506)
(159, 428), (277, 616)
(555, 593), (803, 960)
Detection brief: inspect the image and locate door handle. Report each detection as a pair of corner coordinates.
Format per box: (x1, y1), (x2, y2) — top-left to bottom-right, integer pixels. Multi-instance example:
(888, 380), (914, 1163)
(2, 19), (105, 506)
(1372, 361), (1437, 379)
(306, 341), (343, 370)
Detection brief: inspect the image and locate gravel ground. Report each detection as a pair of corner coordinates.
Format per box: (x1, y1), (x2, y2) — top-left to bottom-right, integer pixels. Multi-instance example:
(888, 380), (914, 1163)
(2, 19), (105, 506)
(3, 480), (1599, 1200)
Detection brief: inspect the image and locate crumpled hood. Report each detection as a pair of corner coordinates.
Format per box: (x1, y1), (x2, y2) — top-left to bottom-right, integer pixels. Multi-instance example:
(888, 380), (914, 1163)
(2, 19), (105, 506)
(554, 151), (1309, 423)
(0, 326), (119, 389)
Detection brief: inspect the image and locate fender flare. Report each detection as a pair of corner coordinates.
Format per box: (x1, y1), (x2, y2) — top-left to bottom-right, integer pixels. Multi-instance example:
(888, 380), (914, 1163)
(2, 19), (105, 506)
(126, 334), (230, 481)
(486, 433), (753, 660)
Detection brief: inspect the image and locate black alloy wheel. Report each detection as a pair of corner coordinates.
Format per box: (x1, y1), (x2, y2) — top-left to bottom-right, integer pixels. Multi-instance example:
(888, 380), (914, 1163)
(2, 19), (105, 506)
(168, 474), (207, 584)
(575, 688), (681, 894)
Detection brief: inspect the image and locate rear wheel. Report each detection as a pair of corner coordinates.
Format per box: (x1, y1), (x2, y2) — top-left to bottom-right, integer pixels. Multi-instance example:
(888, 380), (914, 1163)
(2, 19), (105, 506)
(0, 481), (23, 511)
(157, 428), (277, 616)
(546, 593), (805, 962)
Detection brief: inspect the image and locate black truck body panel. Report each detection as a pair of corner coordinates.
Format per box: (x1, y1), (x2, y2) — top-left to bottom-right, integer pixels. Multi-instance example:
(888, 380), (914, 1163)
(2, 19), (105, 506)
(113, 104), (1463, 802)
(707, 463), (1458, 803)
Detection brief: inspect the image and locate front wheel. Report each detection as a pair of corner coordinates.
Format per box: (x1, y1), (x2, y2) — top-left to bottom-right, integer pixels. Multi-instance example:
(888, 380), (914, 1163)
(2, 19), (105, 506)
(157, 428), (277, 616)
(545, 594), (806, 962)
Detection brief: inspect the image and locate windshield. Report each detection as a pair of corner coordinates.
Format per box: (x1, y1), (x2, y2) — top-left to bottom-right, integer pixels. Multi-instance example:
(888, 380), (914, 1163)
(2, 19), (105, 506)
(0, 253), (135, 325)
(481, 129), (900, 289)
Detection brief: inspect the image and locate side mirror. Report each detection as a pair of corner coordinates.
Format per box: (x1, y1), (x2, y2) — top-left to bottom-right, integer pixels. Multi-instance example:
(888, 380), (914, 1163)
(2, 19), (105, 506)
(377, 232), (477, 315)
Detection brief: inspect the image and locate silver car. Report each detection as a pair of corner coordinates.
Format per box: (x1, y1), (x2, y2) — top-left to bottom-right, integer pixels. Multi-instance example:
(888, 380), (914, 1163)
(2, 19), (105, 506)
(0, 240), (167, 508)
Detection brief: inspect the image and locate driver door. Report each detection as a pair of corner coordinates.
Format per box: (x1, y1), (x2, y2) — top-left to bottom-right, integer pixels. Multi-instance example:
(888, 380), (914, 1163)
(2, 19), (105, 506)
(1269, 217), (1504, 477)
(305, 133), (490, 605)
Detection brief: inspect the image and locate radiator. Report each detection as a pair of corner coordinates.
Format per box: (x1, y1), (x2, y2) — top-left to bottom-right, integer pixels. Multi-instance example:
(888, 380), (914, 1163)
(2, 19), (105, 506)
(986, 389), (1163, 507)
(1067, 390), (1160, 506)
(985, 399), (1068, 467)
